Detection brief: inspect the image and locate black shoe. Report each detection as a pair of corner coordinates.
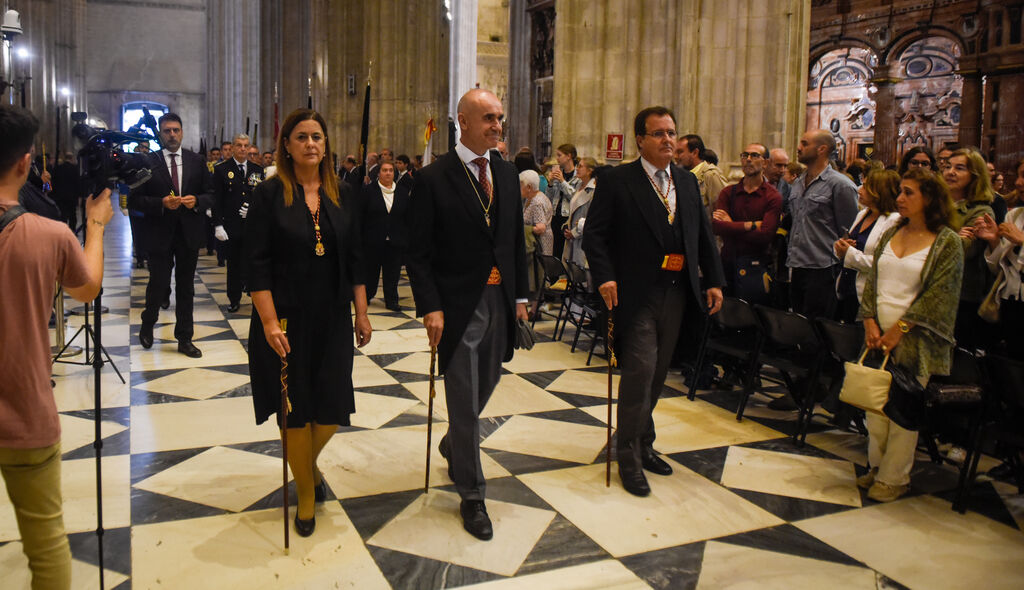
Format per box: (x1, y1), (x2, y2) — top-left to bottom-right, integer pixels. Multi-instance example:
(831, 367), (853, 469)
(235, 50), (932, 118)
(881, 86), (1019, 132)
(459, 500), (493, 540)
(385, 301), (401, 312)
(294, 515), (315, 537)
(641, 448), (673, 476)
(139, 324), (154, 349)
(618, 460), (651, 497)
(314, 479), (328, 503)
(227, 302), (240, 313)
(987, 460), (1017, 482)
(439, 434), (456, 482)
(177, 341), (203, 358)
(135, 259), (144, 269)
(206, 249), (214, 256)
(217, 259), (225, 267)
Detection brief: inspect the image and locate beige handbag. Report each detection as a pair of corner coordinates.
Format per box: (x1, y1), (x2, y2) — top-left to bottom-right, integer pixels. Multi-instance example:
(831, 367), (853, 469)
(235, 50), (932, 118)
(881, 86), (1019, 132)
(839, 350), (891, 415)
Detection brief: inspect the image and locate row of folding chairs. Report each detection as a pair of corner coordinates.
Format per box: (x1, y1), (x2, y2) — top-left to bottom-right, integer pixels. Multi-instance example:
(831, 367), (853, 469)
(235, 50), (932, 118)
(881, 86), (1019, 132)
(687, 297), (860, 444)
(531, 254), (608, 365)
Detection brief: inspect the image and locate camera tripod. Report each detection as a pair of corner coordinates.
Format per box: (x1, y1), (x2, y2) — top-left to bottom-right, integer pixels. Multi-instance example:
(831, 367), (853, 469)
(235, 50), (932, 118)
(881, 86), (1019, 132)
(52, 292), (124, 384)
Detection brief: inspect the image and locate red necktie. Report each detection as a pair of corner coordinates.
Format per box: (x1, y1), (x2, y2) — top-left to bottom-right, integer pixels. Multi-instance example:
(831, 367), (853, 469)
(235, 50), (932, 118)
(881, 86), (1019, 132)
(472, 157), (492, 203)
(168, 153), (180, 195)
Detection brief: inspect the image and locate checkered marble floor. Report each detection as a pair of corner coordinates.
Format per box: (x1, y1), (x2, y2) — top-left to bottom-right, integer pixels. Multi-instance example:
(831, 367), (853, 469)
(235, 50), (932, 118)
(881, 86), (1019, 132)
(3, 210), (1024, 589)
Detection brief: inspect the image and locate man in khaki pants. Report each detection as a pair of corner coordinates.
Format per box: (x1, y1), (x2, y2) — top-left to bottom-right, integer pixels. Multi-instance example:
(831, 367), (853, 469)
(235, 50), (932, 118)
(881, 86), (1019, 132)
(0, 104), (112, 589)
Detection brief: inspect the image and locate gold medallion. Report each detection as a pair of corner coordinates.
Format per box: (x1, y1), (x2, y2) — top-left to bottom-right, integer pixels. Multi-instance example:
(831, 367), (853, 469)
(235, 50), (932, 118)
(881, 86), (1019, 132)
(315, 242), (325, 256)
(485, 213), (491, 227)
(228, 171), (235, 179)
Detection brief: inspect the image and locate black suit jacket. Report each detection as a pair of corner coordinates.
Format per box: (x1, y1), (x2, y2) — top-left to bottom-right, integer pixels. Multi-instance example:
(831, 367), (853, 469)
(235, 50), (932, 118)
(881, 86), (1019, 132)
(340, 167), (360, 190)
(406, 149), (529, 373)
(245, 176), (363, 310)
(361, 181), (412, 249)
(213, 159), (264, 238)
(583, 159), (725, 340)
(129, 149), (214, 252)
(396, 170), (414, 192)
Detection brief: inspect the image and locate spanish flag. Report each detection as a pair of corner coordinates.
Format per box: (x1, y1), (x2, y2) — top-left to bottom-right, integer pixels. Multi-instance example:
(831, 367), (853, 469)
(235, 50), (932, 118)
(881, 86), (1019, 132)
(422, 117), (438, 166)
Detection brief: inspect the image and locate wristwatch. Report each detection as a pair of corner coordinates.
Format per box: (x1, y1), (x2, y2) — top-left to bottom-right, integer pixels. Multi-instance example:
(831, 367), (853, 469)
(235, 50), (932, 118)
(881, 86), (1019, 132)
(897, 320), (911, 334)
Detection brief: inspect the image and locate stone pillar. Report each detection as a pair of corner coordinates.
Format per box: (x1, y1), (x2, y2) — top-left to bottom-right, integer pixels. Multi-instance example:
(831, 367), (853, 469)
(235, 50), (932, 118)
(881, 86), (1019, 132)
(551, 0), (809, 174)
(991, 73), (1024, 172)
(207, 0), (262, 147)
(958, 70), (983, 149)
(506, 0), (532, 153)
(870, 64), (901, 168)
(449, 0), (478, 121)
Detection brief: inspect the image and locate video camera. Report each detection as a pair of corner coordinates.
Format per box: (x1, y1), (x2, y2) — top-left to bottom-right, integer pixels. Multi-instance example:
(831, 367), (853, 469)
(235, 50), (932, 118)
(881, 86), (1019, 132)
(71, 108), (160, 197)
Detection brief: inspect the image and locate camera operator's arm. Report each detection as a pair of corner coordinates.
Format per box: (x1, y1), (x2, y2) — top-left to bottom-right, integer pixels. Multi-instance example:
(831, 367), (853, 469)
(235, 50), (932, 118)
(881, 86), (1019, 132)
(65, 189), (113, 302)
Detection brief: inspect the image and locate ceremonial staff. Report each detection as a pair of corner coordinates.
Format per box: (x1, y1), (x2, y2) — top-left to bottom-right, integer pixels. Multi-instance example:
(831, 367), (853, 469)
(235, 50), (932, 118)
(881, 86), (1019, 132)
(279, 319), (292, 554)
(606, 310), (617, 487)
(424, 346), (437, 493)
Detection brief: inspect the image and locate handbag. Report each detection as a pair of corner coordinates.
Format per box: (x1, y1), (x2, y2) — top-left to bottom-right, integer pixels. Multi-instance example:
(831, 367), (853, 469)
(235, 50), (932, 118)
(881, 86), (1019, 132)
(514, 317), (536, 350)
(977, 269), (1005, 323)
(839, 349), (891, 415)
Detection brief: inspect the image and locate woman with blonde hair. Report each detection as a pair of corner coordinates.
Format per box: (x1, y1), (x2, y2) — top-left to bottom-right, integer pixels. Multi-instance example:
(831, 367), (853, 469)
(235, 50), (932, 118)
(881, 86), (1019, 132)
(245, 108), (372, 537)
(943, 148), (996, 349)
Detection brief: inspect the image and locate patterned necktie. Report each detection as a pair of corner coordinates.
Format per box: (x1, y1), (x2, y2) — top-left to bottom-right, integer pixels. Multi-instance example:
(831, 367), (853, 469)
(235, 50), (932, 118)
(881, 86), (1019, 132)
(655, 169), (668, 195)
(168, 153), (180, 195)
(472, 157), (492, 203)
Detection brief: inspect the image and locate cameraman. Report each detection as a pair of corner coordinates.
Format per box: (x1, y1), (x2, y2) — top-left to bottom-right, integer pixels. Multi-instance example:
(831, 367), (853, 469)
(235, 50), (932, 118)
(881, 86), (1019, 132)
(0, 105), (112, 589)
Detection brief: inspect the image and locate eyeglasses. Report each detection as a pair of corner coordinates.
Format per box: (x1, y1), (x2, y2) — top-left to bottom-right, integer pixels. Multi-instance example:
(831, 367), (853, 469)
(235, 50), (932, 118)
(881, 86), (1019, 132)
(645, 130), (677, 139)
(908, 159), (932, 167)
(739, 152), (764, 160)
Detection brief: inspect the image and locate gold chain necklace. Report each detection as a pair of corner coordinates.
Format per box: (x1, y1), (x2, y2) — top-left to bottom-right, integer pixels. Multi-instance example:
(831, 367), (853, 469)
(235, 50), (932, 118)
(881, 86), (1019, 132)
(643, 167), (675, 224)
(460, 159), (493, 227)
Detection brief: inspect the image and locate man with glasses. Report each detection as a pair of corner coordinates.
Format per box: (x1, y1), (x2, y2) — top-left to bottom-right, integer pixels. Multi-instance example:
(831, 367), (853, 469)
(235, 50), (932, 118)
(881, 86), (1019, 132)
(584, 106), (724, 497)
(712, 143), (783, 304)
(675, 134), (728, 219)
(937, 144), (958, 171)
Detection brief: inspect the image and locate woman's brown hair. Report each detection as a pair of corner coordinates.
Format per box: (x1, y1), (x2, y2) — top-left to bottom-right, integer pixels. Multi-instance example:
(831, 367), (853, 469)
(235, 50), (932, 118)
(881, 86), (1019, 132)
(901, 168), (953, 233)
(949, 148), (994, 205)
(275, 108), (339, 207)
(861, 169), (900, 215)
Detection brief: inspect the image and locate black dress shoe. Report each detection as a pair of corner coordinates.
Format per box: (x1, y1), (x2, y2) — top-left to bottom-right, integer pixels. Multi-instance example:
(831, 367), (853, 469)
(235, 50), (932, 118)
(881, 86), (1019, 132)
(294, 515), (316, 537)
(459, 500), (493, 540)
(618, 462), (651, 497)
(641, 448), (673, 476)
(217, 259), (225, 267)
(439, 435), (456, 482)
(385, 301), (401, 312)
(227, 302), (240, 313)
(139, 324), (154, 349)
(177, 341), (203, 358)
(314, 479), (328, 503)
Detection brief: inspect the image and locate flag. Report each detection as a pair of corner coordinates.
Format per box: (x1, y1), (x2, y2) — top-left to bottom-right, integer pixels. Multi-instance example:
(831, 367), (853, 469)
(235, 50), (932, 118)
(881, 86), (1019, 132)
(198, 137), (207, 159)
(359, 76), (371, 165)
(422, 118), (438, 166)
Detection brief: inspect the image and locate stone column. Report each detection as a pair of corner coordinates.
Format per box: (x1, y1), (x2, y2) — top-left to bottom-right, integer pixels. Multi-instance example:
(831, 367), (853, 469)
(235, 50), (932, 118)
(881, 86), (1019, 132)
(449, 0), (478, 121)
(991, 72), (1024, 172)
(958, 70), (983, 149)
(207, 0), (262, 146)
(551, 0), (809, 174)
(869, 63), (901, 167)
(506, 0), (532, 153)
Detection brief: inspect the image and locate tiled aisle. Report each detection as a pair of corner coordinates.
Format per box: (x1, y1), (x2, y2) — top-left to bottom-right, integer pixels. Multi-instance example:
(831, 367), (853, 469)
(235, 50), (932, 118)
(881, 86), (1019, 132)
(2, 207), (1024, 589)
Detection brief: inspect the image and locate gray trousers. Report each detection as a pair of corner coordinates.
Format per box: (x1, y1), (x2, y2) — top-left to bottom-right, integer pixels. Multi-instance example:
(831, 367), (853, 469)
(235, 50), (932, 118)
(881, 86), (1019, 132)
(443, 286), (508, 501)
(616, 286), (686, 465)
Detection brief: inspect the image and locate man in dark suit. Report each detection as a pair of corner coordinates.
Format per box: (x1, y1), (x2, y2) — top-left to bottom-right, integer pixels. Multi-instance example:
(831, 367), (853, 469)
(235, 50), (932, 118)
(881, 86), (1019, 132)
(212, 133), (263, 313)
(583, 106), (725, 497)
(361, 161), (410, 311)
(339, 154), (360, 189)
(395, 154), (414, 191)
(407, 89), (530, 541)
(51, 152), (80, 230)
(130, 112), (214, 358)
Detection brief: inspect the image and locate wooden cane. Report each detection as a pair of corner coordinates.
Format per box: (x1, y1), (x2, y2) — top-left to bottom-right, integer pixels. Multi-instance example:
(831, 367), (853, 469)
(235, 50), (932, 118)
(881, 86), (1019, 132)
(279, 319), (292, 555)
(606, 310), (617, 487)
(424, 346), (437, 493)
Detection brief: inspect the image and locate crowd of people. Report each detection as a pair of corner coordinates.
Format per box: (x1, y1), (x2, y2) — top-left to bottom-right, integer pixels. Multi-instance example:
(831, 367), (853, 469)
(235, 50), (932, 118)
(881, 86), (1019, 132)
(4, 86), (1024, 587)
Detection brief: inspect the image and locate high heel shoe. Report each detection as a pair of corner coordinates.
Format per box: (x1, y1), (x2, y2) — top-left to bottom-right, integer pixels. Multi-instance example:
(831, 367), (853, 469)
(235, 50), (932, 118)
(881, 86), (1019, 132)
(294, 514), (316, 537)
(314, 479), (327, 503)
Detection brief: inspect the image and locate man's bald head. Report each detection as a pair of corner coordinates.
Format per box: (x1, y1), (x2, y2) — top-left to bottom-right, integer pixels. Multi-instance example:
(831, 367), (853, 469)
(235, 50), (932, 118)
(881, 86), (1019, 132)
(457, 89), (504, 155)
(797, 129), (835, 166)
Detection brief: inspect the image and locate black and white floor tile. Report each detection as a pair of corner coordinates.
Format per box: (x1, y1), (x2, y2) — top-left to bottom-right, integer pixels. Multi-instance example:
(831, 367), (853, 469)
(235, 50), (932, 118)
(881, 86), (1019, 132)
(1, 211), (1023, 589)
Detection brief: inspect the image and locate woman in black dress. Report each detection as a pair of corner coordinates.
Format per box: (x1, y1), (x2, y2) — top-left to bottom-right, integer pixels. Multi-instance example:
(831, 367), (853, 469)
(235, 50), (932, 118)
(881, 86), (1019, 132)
(245, 108), (372, 537)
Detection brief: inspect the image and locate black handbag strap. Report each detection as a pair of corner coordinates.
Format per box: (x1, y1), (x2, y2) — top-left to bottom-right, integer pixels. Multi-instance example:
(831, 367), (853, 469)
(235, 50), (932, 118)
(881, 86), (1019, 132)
(0, 205), (27, 234)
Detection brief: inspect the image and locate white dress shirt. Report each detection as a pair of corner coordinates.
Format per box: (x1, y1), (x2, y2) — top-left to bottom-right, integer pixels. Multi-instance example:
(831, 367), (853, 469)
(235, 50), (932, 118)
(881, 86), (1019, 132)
(455, 141), (492, 188)
(162, 148), (184, 192)
(639, 156), (676, 220)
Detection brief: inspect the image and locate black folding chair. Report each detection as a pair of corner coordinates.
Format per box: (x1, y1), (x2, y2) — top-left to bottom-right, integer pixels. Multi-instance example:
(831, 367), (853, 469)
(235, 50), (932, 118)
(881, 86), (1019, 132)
(687, 297), (764, 421)
(560, 262), (604, 355)
(816, 319), (867, 434)
(953, 354), (1024, 513)
(532, 254), (571, 336)
(753, 305), (828, 445)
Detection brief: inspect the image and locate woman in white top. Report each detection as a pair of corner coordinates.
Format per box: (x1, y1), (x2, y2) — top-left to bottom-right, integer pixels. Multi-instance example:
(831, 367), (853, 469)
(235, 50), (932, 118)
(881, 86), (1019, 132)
(974, 157), (1024, 361)
(834, 170), (902, 322)
(858, 167), (964, 503)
